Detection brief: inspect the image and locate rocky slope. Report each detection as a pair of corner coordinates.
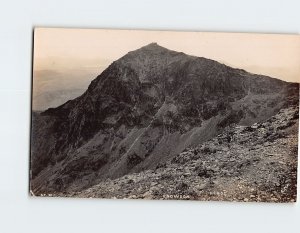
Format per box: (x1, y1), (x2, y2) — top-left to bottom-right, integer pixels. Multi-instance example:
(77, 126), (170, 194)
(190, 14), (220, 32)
(30, 43), (299, 197)
(67, 105), (298, 202)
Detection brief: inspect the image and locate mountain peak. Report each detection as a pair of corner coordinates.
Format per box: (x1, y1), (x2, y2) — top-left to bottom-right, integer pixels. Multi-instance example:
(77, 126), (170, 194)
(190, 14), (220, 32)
(117, 42), (175, 70)
(143, 42), (160, 48)
(138, 42), (168, 52)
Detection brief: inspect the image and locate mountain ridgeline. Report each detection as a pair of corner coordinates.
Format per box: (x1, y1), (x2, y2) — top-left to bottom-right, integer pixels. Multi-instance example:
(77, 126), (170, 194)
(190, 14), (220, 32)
(30, 43), (299, 194)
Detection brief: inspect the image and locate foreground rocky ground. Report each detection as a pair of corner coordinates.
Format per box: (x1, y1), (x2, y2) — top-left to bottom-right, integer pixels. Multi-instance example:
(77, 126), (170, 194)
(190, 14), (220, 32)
(57, 106), (298, 202)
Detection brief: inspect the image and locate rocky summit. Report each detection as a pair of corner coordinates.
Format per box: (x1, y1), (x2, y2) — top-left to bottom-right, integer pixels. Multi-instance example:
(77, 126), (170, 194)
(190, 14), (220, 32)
(30, 43), (299, 202)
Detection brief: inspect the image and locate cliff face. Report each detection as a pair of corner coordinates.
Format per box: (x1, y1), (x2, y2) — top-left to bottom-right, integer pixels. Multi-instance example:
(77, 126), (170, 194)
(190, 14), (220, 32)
(30, 43), (299, 194)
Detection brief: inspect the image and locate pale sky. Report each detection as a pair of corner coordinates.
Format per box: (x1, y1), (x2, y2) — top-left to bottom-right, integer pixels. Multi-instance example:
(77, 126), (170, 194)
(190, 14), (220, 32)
(34, 28), (300, 83)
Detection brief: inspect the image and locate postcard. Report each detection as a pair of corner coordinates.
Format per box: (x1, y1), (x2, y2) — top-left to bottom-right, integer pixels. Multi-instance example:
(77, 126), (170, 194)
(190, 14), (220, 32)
(30, 28), (299, 202)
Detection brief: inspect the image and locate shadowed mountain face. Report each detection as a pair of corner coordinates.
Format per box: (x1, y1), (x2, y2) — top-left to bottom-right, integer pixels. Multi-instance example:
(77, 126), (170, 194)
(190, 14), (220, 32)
(30, 43), (299, 194)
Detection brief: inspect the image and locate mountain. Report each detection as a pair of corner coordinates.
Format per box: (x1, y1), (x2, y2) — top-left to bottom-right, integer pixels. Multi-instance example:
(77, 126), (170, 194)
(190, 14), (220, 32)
(30, 43), (299, 196)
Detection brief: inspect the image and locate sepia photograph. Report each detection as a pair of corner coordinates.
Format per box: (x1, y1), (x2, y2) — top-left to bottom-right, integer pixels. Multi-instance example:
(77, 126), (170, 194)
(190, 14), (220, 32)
(30, 28), (299, 202)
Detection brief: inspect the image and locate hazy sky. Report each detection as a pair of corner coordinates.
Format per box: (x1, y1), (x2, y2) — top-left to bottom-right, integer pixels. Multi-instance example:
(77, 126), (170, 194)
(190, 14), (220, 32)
(34, 28), (300, 83)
